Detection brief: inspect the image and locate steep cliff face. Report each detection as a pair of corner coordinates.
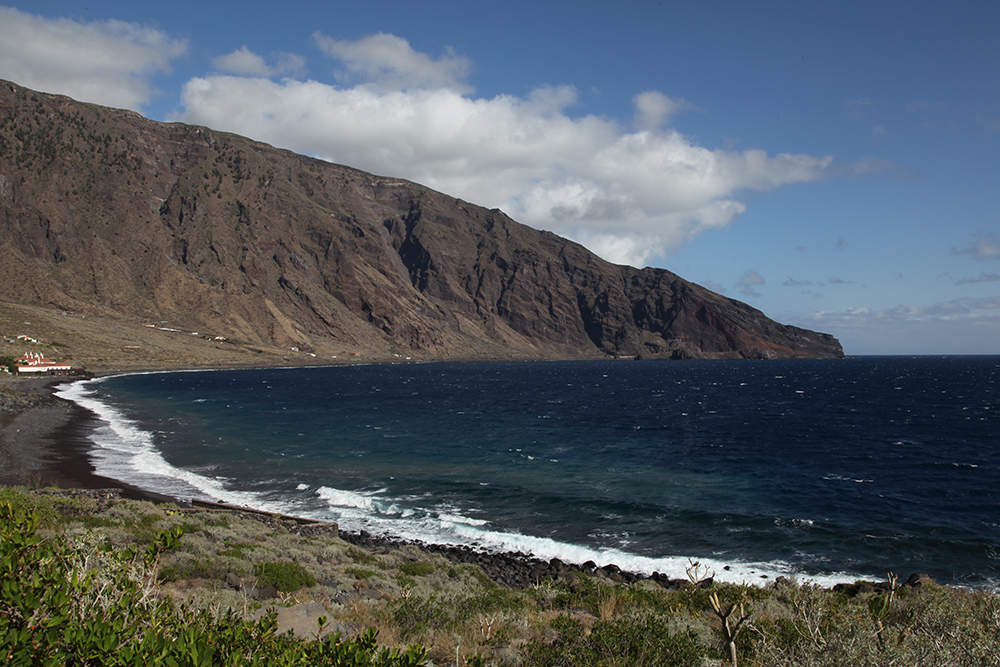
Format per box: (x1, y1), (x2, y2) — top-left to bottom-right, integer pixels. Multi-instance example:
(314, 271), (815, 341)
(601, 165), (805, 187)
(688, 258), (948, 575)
(0, 80), (842, 360)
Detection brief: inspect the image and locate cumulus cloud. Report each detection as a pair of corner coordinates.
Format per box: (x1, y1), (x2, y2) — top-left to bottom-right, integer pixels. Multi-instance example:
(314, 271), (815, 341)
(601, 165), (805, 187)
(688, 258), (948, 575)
(736, 270), (765, 297)
(952, 233), (1000, 261)
(212, 46), (305, 78)
(312, 32), (471, 91)
(175, 35), (836, 266)
(0, 6), (186, 111)
(632, 91), (695, 130)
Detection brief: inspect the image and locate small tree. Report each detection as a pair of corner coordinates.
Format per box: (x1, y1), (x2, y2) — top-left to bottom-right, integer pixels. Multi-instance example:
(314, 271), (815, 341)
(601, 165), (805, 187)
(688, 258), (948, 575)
(0, 355), (15, 374)
(709, 585), (753, 666)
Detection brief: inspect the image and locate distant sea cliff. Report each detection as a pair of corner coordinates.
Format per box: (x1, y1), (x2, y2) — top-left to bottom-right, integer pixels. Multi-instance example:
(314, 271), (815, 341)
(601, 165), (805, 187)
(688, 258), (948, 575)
(0, 79), (842, 362)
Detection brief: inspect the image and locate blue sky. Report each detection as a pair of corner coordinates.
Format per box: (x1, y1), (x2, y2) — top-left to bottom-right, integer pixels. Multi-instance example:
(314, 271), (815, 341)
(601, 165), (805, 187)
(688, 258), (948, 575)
(2, 1), (998, 355)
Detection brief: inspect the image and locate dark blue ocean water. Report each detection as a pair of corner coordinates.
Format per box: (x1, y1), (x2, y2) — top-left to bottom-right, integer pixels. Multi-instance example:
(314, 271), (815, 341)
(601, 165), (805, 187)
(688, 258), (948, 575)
(59, 357), (1000, 587)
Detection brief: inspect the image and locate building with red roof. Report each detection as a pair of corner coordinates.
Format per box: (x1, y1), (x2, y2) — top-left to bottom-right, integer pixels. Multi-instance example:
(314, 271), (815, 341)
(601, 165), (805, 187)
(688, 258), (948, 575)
(14, 352), (72, 375)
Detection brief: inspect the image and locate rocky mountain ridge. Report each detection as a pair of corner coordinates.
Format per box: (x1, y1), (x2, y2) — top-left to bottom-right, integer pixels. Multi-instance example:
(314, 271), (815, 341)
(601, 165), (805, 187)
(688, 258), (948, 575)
(0, 80), (842, 361)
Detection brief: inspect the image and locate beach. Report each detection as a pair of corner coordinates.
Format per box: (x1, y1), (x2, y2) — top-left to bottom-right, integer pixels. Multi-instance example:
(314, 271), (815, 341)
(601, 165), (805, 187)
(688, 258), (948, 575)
(0, 373), (645, 589)
(8, 368), (1000, 666)
(0, 375), (173, 500)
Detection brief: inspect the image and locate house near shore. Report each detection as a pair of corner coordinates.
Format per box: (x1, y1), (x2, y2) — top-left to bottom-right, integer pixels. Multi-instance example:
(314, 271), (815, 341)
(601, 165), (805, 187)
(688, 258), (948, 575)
(14, 352), (72, 375)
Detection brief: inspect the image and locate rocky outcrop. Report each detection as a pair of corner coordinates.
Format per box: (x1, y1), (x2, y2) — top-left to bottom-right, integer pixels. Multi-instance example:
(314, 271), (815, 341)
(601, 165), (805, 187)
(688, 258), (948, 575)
(0, 80), (842, 360)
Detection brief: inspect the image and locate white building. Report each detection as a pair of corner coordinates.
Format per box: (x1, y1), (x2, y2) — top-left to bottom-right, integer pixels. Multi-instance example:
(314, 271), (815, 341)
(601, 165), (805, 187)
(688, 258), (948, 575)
(14, 352), (72, 374)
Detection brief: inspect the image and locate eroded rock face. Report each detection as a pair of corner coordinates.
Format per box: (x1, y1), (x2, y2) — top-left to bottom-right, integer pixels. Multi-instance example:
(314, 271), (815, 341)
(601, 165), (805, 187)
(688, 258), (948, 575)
(0, 80), (843, 360)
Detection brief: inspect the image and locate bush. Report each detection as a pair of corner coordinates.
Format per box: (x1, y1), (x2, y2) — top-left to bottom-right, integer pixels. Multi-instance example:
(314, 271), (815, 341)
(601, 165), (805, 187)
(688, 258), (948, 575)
(523, 612), (704, 667)
(385, 595), (453, 641)
(345, 567), (380, 581)
(398, 561), (435, 577)
(0, 487), (80, 526)
(0, 501), (429, 666)
(254, 560), (317, 592)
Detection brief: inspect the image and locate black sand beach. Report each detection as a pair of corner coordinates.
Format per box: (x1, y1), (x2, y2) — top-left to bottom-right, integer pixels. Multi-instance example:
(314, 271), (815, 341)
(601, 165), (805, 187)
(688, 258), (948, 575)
(0, 376), (169, 500)
(0, 375), (635, 588)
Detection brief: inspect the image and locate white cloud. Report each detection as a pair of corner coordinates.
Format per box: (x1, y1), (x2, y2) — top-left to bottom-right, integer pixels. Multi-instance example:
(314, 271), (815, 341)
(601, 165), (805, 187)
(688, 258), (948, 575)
(176, 31), (835, 268)
(312, 32), (471, 92)
(213, 46), (271, 77)
(632, 91), (694, 130)
(212, 46), (305, 78)
(792, 296), (1000, 355)
(0, 6), (186, 111)
(952, 233), (1000, 261)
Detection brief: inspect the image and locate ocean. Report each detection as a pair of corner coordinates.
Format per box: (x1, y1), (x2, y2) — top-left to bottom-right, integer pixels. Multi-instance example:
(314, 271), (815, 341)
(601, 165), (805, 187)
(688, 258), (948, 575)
(56, 357), (1000, 588)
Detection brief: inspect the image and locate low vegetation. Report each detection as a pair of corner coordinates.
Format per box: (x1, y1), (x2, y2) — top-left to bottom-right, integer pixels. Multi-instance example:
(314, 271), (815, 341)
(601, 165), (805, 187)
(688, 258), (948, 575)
(2, 486), (999, 666)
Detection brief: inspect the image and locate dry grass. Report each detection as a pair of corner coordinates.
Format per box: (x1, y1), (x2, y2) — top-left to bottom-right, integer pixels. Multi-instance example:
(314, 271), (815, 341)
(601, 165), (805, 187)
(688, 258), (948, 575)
(7, 486), (1000, 666)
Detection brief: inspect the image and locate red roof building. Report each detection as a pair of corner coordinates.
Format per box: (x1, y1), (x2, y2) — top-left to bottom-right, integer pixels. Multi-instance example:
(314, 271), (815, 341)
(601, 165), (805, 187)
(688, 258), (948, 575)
(14, 352), (72, 374)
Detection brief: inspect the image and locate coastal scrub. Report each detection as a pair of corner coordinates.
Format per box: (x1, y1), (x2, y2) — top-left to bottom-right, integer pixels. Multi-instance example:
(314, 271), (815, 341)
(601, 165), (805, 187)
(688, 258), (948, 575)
(2, 486), (1000, 666)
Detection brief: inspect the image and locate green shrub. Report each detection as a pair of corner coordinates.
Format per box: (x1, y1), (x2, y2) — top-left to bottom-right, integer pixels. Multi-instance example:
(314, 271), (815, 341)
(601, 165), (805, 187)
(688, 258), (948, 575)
(253, 560), (317, 592)
(0, 355), (16, 373)
(523, 612), (704, 667)
(220, 541), (257, 559)
(345, 567), (379, 581)
(455, 587), (530, 617)
(160, 553), (229, 582)
(0, 487), (79, 526)
(398, 561), (435, 577)
(177, 520), (204, 534)
(0, 501), (429, 666)
(385, 594), (453, 640)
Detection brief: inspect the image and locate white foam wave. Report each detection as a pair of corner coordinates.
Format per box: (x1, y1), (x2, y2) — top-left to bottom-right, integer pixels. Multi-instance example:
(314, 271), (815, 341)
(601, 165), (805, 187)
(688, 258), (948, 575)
(309, 484), (854, 588)
(437, 512), (488, 527)
(56, 373), (858, 589)
(55, 376), (297, 515)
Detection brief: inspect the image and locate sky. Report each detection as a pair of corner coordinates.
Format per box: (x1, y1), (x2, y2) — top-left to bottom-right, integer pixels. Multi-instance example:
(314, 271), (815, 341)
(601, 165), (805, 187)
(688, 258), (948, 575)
(1, 1), (998, 355)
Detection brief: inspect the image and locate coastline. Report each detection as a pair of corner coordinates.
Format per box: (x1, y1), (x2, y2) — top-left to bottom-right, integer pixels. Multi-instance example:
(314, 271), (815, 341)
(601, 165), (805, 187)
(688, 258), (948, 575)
(0, 373), (659, 589)
(0, 375), (178, 502)
(0, 369), (950, 592)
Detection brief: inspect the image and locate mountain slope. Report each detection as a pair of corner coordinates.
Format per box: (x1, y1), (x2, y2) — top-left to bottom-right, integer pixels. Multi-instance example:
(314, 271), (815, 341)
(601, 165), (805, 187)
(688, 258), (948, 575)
(0, 80), (842, 360)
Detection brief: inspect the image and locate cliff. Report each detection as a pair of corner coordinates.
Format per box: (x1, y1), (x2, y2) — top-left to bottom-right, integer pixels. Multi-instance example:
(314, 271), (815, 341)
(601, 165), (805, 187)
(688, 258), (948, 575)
(0, 80), (842, 361)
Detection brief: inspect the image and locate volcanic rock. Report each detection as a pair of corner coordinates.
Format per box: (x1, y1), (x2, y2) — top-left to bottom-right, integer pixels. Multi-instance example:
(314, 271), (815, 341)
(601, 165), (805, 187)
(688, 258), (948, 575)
(0, 80), (843, 361)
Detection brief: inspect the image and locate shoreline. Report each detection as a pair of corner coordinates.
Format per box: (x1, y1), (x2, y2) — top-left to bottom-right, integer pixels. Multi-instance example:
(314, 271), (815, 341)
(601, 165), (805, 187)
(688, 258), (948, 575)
(0, 371), (944, 592)
(0, 374), (668, 588)
(0, 375), (182, 502)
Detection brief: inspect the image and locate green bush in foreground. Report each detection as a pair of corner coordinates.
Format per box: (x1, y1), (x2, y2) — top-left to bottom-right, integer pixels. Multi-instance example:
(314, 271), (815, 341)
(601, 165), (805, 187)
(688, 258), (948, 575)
(0, 501), (428, 666)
